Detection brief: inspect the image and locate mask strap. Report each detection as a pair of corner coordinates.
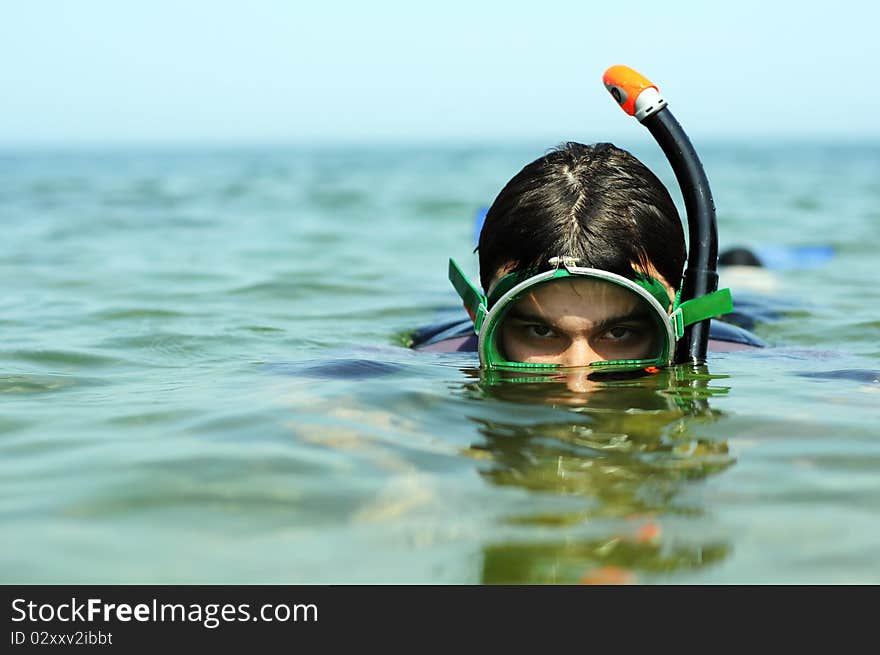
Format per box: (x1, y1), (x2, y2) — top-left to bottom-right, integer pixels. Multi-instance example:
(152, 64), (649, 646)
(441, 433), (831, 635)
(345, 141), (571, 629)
(670, 288), (734, 339)
(448, 259), (488, 333)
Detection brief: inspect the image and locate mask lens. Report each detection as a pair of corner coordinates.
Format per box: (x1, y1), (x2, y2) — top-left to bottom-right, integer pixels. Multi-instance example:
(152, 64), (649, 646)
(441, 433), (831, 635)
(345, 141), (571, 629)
(483, 274), (670, 370)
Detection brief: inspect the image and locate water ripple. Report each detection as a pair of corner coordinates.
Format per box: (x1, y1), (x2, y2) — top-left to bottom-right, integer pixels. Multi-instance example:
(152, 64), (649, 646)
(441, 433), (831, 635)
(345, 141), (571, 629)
(4, 350), (119, 369)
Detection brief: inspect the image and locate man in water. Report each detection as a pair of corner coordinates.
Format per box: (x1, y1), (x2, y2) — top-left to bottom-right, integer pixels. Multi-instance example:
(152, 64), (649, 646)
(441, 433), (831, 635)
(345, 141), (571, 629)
(416, 142), (761, 374)
(473, 141), (684, 368)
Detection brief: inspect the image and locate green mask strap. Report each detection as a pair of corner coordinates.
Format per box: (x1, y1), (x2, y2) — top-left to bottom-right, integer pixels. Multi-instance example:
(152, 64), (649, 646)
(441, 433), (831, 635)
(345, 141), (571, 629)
(448, 259), (488, 333)
(670, 288), (734, 339)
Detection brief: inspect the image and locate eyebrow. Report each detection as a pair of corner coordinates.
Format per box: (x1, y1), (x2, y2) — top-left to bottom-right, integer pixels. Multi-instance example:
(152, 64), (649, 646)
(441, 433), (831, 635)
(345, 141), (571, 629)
(505, 308), (656, 332)
(593, 310), (656, 333)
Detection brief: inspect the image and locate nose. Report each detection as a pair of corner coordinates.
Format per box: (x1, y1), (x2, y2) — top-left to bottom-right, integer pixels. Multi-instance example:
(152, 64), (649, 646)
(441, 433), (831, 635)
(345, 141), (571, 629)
(556, 338), (601, 393)
(558, 336), (599, 368)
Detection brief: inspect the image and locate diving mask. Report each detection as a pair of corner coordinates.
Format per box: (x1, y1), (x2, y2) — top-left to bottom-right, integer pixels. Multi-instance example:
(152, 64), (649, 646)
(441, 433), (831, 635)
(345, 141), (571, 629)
(449, 256), (732, 372)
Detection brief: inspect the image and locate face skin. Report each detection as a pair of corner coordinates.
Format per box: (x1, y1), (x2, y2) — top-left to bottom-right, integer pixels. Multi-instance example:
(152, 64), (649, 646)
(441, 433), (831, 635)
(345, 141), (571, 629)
(497, 277), (661, 368)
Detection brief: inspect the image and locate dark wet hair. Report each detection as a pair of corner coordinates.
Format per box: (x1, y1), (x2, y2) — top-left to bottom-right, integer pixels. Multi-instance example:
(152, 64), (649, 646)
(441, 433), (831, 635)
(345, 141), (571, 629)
(477, 142), (686, 292)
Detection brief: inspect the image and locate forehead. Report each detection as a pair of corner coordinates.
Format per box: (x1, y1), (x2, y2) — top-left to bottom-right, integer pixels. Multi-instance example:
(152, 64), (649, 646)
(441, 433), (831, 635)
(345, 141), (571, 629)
(488, 260), (676, 306)
(510, 278), (645, 319)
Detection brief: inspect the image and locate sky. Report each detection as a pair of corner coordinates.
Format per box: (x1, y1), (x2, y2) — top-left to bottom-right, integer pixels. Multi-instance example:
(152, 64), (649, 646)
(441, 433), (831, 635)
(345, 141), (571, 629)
(2, 0), (879, 145)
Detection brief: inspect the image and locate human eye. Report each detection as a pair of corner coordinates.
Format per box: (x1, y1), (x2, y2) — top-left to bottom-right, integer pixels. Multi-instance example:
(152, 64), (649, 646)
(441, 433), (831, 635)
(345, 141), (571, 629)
(591, 318), (657, 361)
(525, 323), (557, 339)
(601, 324), (644, 342)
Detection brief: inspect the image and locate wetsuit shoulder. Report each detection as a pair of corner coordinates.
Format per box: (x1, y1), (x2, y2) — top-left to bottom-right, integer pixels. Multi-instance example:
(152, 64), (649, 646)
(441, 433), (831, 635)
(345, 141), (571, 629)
(708, 319), (767, 348)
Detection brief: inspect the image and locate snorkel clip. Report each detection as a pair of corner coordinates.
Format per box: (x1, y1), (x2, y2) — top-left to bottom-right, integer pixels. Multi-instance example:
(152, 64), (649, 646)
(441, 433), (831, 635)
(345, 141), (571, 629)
(548, 256), (581, 269)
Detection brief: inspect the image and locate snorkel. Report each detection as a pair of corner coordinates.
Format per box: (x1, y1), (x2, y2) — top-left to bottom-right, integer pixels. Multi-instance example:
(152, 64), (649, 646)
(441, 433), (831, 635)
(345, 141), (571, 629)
(602, 65), (719, 365)
(448, 65), (732, 373)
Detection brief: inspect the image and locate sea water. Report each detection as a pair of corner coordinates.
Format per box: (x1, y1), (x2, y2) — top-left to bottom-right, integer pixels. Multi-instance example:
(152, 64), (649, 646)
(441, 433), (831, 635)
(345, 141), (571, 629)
(1, 142), (878, 583)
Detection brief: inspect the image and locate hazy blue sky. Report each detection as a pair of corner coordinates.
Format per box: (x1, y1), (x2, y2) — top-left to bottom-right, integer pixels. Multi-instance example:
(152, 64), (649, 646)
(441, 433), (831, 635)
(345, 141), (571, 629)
(2, 1), (878, 145)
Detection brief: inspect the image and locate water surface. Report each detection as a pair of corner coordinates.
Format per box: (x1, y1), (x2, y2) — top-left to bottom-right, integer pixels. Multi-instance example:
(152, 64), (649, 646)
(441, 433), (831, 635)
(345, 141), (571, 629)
(1, 142), (878, 583)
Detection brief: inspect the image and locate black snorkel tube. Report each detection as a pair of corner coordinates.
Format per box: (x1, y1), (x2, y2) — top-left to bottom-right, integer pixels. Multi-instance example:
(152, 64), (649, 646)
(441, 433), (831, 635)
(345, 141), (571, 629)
(603, 65), (718, 365)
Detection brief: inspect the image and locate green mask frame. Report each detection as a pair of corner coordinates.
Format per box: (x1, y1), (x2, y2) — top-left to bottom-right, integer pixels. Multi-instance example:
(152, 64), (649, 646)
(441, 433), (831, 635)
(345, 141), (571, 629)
(449, 257), (733, 372)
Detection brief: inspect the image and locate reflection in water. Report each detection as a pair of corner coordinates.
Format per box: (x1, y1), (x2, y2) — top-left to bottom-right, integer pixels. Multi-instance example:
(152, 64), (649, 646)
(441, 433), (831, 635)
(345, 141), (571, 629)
(481, 538), (730, 585)
(463, 366), (735, 584)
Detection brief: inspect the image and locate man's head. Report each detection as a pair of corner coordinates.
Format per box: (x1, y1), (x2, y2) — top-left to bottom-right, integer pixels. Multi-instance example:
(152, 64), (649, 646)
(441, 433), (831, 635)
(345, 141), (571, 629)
(473, 142), (686, 369)
(478, 142), (685, 298)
